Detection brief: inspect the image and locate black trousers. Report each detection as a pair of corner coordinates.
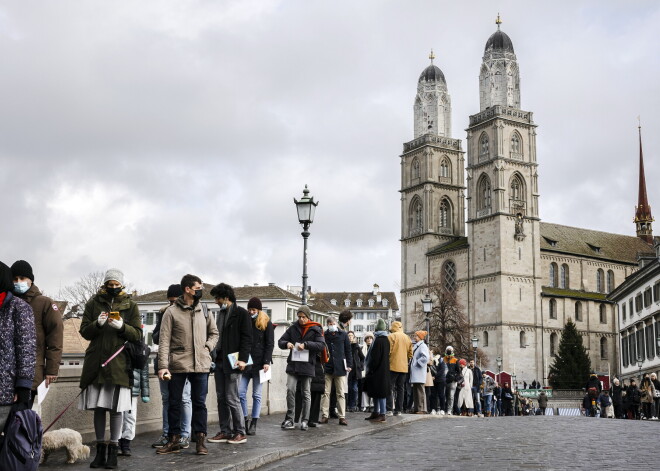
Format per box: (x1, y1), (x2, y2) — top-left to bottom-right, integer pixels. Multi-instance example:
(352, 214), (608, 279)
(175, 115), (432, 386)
(387, 372), (406, 412)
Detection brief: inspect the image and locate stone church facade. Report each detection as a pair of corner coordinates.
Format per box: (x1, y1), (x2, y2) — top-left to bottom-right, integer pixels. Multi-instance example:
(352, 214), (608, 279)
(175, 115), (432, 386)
(400, 21), (655, 384)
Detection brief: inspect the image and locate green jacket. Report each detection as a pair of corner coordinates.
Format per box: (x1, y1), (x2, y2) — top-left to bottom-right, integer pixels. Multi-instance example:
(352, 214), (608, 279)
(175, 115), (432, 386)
(79, 290), (142, 390)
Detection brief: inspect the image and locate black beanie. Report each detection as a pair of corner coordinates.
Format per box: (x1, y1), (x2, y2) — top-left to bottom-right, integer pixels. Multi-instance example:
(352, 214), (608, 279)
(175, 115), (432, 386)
(0, 262), (13, 293)
(166, 284), (183, 298)
(247, 297), (262, 311)
(11, 260), (34, 282)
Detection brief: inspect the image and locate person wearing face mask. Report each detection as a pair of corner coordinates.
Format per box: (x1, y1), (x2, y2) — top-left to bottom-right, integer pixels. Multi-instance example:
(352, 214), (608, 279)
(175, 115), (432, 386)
(79, 269), (142, 469)
(237, 297), (274, 436)
(151, 284), (193, 450)
(11, 260), (63, 407)
(157, 275), (219, 456)
(278, 305), (326, 431)
(319, 316), (353, 426)
(207, 283), (252, 445)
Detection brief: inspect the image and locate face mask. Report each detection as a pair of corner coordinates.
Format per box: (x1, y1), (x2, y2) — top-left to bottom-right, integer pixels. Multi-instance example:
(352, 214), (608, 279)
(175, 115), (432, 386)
(193, 289), (203, 299)
(107, 287), (122, 296)
(221, 303), (228, 310)
(328, 325), (338, 332)
(251, 313), (258, 319)
(13, 282), (29, 294)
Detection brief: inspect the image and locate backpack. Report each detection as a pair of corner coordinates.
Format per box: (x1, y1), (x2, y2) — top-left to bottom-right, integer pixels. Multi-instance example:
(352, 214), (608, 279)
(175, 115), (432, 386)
(125, 339), (150, 370)
(0, 409), (43, 471)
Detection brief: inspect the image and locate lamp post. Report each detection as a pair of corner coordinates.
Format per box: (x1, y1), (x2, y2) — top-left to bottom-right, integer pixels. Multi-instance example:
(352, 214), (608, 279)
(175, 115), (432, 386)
(512, 374), (517, 391)
(471, 335), (479, 366)
(294, 185), (318, 305)
(421, 294), (433, 345)
(496, 356), (502, 385)
(637, 356), (643, 383)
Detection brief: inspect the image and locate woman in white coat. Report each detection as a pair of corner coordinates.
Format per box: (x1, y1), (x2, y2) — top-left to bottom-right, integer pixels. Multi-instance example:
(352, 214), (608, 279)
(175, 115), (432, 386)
(409, 331), (430, 414)
(456, 358), (474, 416)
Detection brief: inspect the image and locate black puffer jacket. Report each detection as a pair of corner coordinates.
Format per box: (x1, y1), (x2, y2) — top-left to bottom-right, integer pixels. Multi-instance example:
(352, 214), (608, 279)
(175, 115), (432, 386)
(278, 321), (325, 377)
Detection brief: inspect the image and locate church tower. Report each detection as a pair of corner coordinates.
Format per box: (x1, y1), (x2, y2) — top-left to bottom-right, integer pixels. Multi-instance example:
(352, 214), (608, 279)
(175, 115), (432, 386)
(400, 52), (465, 326)
(635, 125), (654, 244)
(465, 17), (542, 375)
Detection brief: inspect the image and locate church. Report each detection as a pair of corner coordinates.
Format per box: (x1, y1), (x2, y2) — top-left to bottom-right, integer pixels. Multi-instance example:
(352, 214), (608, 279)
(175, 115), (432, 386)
(399, 18), (655, 384)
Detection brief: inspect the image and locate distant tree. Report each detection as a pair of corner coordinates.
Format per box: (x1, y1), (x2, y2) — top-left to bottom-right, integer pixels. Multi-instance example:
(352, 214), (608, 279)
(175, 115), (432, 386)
(548, 319), (591, 389)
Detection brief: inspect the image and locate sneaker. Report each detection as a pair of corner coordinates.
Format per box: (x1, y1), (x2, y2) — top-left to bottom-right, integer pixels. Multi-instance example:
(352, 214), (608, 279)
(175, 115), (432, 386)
(386, 411), (394, 417)
(151, 434), (169, 448)
(431, 409), (437, 415)
(228, 434), (247, 444)
(179, 436), (190, 449)
(447, 411), (453, 416)
(281, 419), (295, 430)
(478, 413), (484, 418)
(439, 410), (445, 416)
(300, 420), (308, 431)
(207, 432), (232, 443)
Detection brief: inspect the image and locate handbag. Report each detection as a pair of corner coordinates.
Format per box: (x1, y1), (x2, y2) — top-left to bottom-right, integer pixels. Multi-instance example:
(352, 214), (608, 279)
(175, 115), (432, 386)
(425, 370), (434, 387)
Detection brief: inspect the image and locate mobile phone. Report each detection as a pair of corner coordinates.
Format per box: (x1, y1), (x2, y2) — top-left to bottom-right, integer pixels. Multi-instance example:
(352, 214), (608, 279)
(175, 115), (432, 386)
(109, 311), (121, 321)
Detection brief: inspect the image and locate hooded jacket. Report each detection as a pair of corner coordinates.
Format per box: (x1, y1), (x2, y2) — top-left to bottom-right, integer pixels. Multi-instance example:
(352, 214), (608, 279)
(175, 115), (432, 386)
(16, 284), (63, 390)
(388, 321), (412, 373)
(157, 296), (219, 374)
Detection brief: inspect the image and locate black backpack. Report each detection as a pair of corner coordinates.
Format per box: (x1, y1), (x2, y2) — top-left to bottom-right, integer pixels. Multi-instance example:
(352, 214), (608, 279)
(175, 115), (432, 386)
(0, 409), (42, 471)
(125, 338), (150, 370)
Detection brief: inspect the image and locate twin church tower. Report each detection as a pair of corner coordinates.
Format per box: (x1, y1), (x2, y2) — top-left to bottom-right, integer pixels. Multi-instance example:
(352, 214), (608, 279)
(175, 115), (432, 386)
(400, 18), (653, 380)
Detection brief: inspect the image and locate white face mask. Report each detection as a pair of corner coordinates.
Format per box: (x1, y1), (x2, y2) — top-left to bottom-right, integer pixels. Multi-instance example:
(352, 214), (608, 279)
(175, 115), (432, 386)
(328, 325), (338, 332)
(251, 313), (258, 319)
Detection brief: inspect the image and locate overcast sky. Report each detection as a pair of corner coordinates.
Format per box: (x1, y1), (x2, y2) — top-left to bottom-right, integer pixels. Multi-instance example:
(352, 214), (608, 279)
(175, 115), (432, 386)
(1, 1), (659, 299)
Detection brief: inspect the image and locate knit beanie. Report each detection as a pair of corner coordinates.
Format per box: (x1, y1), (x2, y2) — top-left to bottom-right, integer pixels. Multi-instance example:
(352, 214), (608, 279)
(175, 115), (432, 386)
(297, 305), (311, 318)
(375, 318), (387, 332)
(166, 284), (183, 298)
(415, 330), (427, 340)
(11, 260), (34, 282)
(103, 268), (124, 286)
(247, 297), (262, 311)
(0, 261), (12, 293)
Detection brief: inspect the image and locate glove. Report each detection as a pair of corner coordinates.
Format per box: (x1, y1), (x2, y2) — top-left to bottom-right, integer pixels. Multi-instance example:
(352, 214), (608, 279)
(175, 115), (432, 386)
(108, 316), (124, 330)
(142, 396), (150, 403)
(97, 312), (108, 327)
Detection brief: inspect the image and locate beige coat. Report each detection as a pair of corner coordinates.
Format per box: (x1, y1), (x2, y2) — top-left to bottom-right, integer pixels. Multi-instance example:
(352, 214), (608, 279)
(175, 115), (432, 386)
(388, 321), (412, 373)
(157, 298), (219, 374)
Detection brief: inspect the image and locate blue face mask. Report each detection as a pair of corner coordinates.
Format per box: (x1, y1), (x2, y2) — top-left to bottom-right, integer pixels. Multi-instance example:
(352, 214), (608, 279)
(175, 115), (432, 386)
(14, 282), (29, 294)
(328, 325), (338, 332)
(251, 313), (258, 319)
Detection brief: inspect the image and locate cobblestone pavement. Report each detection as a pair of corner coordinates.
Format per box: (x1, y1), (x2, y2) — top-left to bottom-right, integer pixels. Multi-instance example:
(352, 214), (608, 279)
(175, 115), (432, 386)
(258, 416), (660, 470)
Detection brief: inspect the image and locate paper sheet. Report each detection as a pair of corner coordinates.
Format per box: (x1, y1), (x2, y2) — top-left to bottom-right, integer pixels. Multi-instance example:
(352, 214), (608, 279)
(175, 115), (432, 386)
(292, 345), (310, 362)
(37, 380), (49, 404)
(259, 368), (272, 383)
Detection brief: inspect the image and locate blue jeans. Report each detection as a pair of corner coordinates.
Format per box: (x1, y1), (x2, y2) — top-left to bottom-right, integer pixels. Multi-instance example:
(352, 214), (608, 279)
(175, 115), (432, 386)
(374, 397), (387, 415)
(239, 374), (263, 419)
(483, 393), (493, 415)
(472, 387), (481, 414)
(159, 377), (192, 438)
(168, 373), (209, 436)
(348, 378), (359, 409)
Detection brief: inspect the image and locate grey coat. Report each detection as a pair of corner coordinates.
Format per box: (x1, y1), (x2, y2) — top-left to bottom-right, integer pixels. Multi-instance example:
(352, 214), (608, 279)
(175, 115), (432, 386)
(409, 341), (429, 384)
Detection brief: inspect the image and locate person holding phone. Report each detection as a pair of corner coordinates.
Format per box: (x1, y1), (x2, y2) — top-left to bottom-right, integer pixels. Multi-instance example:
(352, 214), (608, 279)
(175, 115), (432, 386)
(78, 269), (142, 469)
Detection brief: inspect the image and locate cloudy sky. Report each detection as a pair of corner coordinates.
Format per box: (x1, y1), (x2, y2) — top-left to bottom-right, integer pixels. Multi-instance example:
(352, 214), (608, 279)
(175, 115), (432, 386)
(1, 1), (659, 299)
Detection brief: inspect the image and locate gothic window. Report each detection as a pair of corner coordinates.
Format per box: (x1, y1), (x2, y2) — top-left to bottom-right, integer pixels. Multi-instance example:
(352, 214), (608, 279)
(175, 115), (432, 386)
(412, 158), (420, 181)
(575, 301), (583, 322)
(599, 304), (607, 324)
(510, 174), (525, 201)
(477, 175), (492, 211)
(560, 264), (569, 289)
(549, 298), (557, 319)
(440, 158), (450, 179)
(479, 133), (490, 159)
(596, 269), (605, 293)
(550, 332), (558, 356)
(443, 260), (457, 293)
(606, 270), (615, 293)
(549, 263), (558, 288)
(439, 198), (452, 230)
(483, 331), (489, 347)
(519, 331), (527, 348)
(511, 132), (522, 155)
(408, 197), (423, 236)
(600, 337), (608, 359)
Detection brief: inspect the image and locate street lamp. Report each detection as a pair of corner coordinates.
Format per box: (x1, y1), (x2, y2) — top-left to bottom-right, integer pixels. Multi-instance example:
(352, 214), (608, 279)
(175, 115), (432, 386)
(294, 185), (318, 305)
(637, 356), (643, 382)
(471, 335), (479, 366)
(421, 294), (433, 345)
(496, 356), (502, 385)
(512, 374), (517, 390)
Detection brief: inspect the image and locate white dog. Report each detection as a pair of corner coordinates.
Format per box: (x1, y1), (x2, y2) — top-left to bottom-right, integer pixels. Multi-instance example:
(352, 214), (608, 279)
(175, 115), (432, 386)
(41, 428), (91, 464)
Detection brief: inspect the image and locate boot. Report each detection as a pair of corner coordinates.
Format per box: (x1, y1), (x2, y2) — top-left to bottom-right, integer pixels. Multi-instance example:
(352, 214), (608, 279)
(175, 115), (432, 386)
(90, 442), (107, 468)
(247, 418), (257, 436)
(195, 432), (208, 455)
(118, 438), (131, 457)
(365, 412), (379, 420)
(156, 435), (181, 455)
(105, 443), (118, 469)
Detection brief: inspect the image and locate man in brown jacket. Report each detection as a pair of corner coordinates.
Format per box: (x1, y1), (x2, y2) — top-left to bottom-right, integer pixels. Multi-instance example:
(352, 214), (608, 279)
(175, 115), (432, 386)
(11, 260), (63, 406)
(387, 321), (412, 415)
(157, 274), (219, 456)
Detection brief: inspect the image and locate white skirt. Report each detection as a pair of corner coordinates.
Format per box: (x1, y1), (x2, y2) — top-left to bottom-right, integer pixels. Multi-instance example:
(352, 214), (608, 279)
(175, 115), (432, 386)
(78, 383), (132, 413)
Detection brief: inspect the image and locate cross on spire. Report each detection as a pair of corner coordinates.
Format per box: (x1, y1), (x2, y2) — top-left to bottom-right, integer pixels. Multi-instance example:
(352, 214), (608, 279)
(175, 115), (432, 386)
(496, 13), (502, 30)
(429, 49), (435, 65)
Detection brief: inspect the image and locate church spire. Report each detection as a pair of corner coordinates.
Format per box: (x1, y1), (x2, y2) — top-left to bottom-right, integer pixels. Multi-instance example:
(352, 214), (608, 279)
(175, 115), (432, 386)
(635, 122), (654, 244)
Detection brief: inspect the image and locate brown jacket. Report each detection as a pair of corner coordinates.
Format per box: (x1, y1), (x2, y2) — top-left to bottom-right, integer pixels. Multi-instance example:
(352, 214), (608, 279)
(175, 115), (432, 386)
(157, 297), (219, 374)
(17, 284), (63, 390)
(388, 321), (412, 373)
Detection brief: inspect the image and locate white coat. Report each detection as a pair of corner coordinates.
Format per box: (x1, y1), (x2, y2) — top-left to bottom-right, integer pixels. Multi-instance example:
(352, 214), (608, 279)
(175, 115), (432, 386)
(457, 366), (474, 409)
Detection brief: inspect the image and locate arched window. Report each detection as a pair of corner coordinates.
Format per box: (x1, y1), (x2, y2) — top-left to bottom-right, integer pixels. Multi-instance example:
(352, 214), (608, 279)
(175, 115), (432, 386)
(412, 158), (420, 180)
(439, 198), (452, 230)
(549, 298), (557, 319)
(560, 264), (569, 289)
(575, 301), (583, 322)
(440, 158), (450, 179)
(483, 331), (489, 347)
(477, 175), (492, 211)
(511, 132), (522, 155)
(599, 304), (607, 324)
(550, 332), (558, 356)
(597, 269), (605, 293)
(607, 270), (615, 293)
(510, 176), (523, 201)
(443, 260), (457, 293)
(409, 197), (423, 236)
(520, 331), (527, 348)
(600, 337), (608, 359)
(479, 133), (489, 158)
(549, 262), (558, 288)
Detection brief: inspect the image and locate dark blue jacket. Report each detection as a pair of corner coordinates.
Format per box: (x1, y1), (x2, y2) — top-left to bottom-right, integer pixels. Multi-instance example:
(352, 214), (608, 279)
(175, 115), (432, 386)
(323, 329), (353, 376)
(471, 366), (483, 390)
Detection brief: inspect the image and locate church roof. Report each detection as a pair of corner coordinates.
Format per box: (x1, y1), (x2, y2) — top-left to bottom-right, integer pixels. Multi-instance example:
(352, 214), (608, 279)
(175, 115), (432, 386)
(427, 237), (469, 256)
(418, 64), (446, 84)
(485, 30), (515, 54)
(540, 222), (654, 264)
(541, 286), (610, 302)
